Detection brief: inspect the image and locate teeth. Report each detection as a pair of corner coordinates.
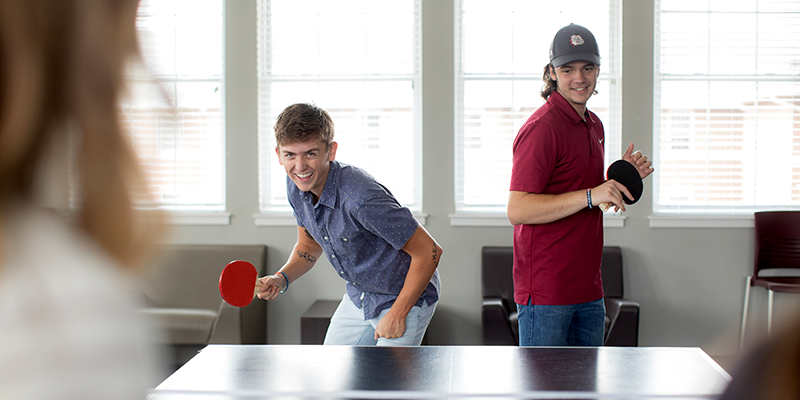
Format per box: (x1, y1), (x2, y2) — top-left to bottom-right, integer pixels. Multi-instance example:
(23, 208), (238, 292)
(296, 172), (312, 178)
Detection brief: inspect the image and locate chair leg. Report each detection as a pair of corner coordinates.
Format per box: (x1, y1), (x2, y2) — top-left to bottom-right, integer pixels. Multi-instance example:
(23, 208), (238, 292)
(767, 289), (774, 337)
(739, 276), (752, 352)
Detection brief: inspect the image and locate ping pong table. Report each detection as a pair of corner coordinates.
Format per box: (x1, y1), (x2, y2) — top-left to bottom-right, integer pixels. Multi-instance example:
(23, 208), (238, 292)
(149, 345), (731, 399)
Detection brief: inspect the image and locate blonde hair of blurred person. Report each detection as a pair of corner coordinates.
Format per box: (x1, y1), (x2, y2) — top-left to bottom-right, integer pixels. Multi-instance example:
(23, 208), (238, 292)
(0, 0), (166, 399)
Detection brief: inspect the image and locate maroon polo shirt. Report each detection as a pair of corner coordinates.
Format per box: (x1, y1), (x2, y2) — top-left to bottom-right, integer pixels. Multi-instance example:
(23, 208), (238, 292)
(509, 91), (605, 305)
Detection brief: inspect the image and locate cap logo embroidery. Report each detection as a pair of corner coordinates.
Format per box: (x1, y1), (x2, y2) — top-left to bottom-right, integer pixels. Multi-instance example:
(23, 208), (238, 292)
(569, 35), (585, 46)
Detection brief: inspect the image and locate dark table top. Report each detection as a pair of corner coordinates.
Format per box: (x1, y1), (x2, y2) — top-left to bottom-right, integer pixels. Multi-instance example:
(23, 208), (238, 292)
(151, 345), (731, 399)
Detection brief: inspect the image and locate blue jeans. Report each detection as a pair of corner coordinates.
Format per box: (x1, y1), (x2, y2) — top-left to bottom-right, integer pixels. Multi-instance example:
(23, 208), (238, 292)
(323, 294), (436, 346)
(516, 298), (605, 346)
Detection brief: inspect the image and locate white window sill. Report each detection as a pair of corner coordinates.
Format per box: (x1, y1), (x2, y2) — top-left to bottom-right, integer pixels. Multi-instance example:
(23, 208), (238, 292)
(254, 213), (428, 226)
(66, 210), (231, 226)
(166, 211), (231, 226)
(449, 213), (626, 228)
(649, 215), (754, 228)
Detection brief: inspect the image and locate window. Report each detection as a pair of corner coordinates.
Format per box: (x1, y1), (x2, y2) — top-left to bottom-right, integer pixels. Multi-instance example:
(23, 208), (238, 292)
(122, 0), (225, 211)
(257, 0), (422, 215)
(654, 0), (800, 215)
(454, 0), (623, 216)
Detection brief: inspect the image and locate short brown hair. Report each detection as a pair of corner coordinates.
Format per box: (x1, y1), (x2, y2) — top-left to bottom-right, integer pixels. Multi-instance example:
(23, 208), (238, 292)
(274, 103), (334, 148)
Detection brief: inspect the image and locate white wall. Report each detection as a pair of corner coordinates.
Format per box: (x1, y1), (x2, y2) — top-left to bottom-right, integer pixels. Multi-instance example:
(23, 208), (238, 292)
(162, 0), (800, 360)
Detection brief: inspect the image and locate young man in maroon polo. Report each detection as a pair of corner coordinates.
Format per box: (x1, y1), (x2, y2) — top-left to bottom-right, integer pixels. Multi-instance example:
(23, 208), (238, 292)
(507, 24), (653, 346)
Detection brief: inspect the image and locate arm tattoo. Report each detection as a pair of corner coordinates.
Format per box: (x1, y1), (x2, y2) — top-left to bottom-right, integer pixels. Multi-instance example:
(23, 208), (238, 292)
(432, 244), (439, 267)
(297, 250), (317, 263)
(304, 228), (314, 241)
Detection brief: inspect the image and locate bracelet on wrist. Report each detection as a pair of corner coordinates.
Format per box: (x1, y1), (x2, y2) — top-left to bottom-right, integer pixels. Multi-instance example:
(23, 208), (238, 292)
(587, 189), (593, 209)
(277, 271), (289, 294)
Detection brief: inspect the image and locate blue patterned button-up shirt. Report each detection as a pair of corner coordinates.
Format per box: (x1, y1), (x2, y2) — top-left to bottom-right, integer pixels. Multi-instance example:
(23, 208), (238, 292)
(287, 161), (440, 320)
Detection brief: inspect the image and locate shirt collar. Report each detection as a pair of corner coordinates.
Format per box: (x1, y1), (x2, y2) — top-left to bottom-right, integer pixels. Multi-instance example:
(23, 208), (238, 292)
(549, 91), (595, 125)
(313, 160), (339, 209)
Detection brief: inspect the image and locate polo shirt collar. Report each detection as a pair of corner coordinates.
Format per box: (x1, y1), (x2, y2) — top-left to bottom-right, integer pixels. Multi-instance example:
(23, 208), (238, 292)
(550, 91), (595, 125)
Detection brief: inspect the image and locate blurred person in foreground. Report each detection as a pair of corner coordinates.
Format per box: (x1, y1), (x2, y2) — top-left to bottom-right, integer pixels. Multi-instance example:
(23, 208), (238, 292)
(720, 316), (800, 400)
(0, 0), (166, 399)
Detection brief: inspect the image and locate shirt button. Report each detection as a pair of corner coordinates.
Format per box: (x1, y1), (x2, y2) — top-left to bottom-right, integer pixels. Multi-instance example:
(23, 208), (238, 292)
(360, 293), (365, 300)
(324, 236), (329, 240)
(343, 238), (348, 242)
(339, 271), (344, 275)
(331, 254), (336, 259)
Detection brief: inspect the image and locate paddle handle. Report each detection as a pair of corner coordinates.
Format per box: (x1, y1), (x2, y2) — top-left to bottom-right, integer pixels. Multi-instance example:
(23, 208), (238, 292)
(599, 202), (611, 213)
(252, 279), (263, 298)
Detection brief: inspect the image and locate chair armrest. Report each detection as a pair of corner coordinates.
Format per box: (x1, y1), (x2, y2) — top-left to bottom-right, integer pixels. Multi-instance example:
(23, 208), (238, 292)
(604, 298), (640, 347)
(482, 298), (518, 345)
(137, 307), (218, 345)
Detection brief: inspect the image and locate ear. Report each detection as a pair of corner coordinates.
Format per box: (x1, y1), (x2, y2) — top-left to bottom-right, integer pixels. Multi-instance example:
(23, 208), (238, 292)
(548, 65), (556, 81)
(327, 142), (338, 161)
(275, 146), (283, 165)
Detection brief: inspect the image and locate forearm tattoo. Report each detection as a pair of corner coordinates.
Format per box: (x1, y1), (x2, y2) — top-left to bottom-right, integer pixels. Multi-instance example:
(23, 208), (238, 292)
(297, 250), (316, 263)
(432, 244), (439, 267)
(304, 228), (314, 241)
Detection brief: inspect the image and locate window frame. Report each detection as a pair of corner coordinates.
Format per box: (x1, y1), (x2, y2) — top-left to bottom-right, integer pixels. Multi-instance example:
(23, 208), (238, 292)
(118, 0), (228, 224)
(452, 0), (624, 227)
(254, 0), (424, 225)
(651, 0), (800, 227)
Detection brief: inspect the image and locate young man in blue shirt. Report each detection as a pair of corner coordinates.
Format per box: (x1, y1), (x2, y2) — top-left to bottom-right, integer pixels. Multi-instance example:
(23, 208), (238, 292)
(257, 103), (442, 346)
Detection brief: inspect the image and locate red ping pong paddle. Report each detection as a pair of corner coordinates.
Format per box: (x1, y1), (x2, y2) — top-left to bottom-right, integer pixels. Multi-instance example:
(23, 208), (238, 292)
(599, 160), (643, 212)
(218, 260), (262, 307)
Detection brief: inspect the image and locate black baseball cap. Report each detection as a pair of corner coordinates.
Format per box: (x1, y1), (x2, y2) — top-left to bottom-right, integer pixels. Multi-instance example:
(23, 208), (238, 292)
(549, 23), (601, 68)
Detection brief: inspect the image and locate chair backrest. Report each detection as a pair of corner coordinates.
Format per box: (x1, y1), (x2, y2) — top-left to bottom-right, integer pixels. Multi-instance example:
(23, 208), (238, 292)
(601, 246), (624, 299)
(754, 211), (800, 274)
(481, 246), (624, 302)
(143, 245), (267, 311)
(481, 247), (515, 309)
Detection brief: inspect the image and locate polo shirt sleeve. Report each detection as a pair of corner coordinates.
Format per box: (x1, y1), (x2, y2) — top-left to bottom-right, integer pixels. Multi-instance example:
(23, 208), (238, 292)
(355, 194), (418, 251)
(510, 120), (557, 194)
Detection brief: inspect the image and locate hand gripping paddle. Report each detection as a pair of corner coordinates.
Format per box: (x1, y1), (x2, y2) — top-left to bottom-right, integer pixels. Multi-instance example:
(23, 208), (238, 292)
(599, 160), (643, 213)
(218, 260), (262, 307)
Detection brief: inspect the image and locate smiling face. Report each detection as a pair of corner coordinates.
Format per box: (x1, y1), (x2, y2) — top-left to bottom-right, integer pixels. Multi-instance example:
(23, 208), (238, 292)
(549, 61), (599, 117)
(276, 140), (338, 202)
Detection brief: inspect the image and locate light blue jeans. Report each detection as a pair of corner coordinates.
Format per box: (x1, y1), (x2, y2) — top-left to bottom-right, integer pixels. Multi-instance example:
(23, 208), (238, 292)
(516, 298), (605, 346)
(323, 293), (436, 346)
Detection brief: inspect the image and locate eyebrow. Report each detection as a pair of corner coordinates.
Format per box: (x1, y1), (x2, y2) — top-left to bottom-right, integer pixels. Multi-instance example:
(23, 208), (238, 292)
(282, 147), (320, 155)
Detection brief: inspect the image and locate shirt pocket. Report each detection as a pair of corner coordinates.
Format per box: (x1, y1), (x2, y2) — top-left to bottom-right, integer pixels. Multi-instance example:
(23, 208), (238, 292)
(329, 232), (369, 269)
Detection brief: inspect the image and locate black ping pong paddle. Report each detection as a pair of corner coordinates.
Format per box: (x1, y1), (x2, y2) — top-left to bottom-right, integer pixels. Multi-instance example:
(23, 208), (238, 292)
(599, 160), (643, 212)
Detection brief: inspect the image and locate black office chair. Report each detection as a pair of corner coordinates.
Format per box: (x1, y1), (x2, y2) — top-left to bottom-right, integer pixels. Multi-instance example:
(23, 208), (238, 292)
(481, 247), (518, 345)
(739, 211), (800, 351)
(481, 246), (640, 346)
